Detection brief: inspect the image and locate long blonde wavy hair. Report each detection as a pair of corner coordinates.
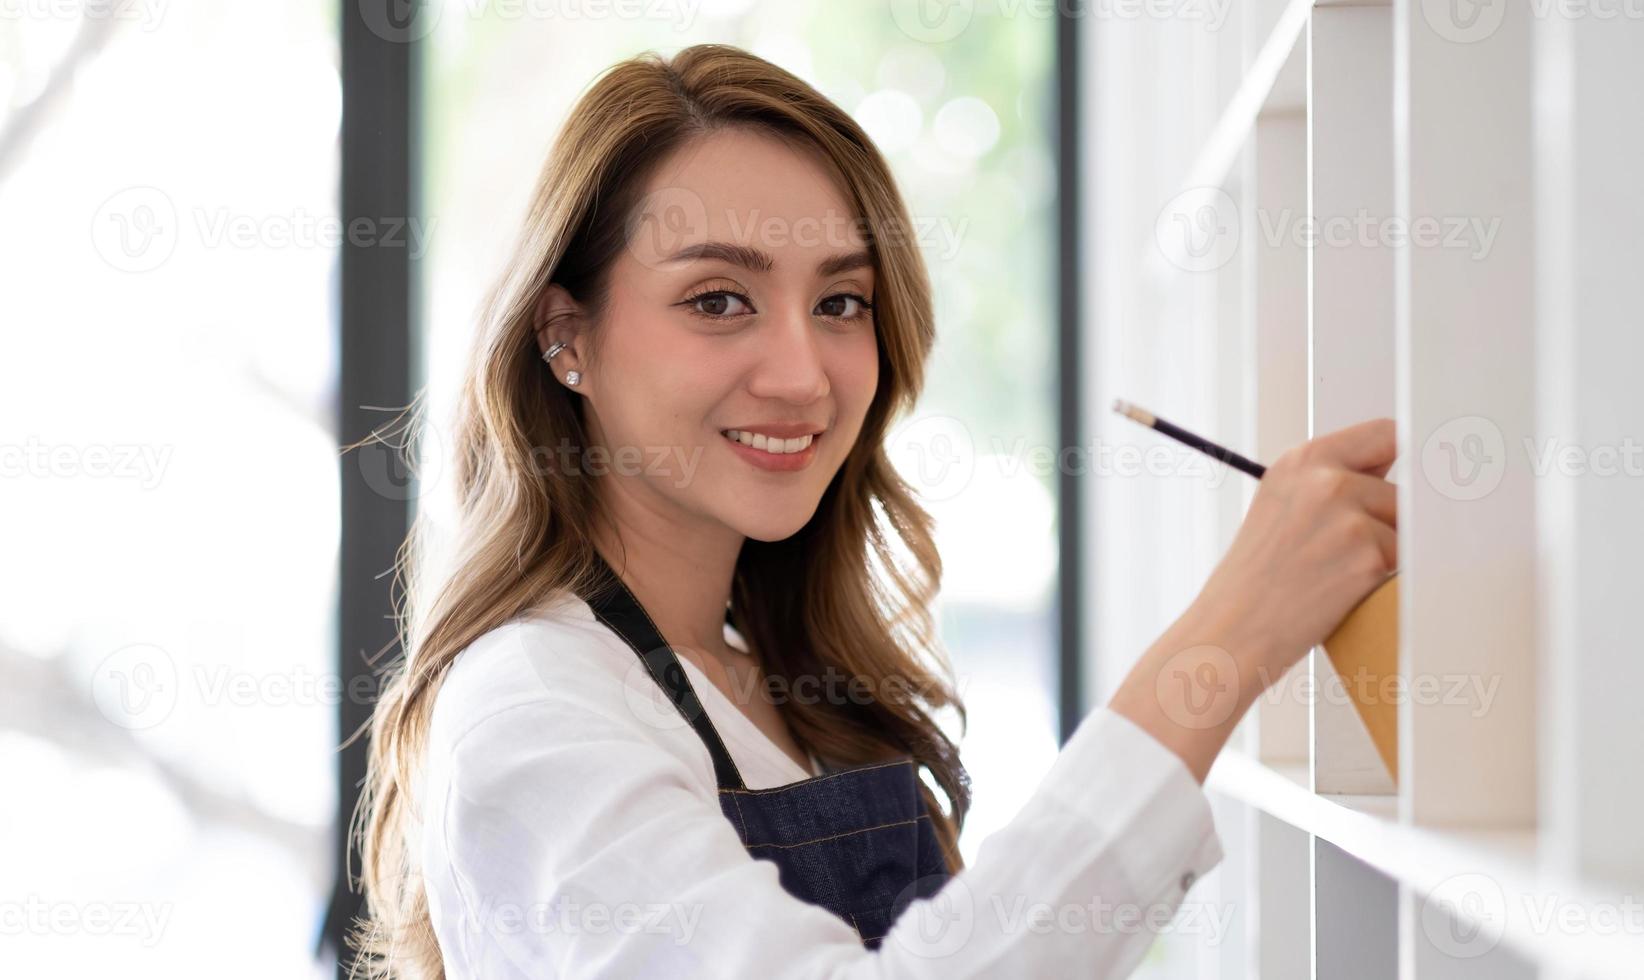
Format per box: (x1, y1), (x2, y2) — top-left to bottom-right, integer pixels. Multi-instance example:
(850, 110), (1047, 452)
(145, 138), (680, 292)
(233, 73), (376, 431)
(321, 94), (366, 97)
(344, 42), (970, 979)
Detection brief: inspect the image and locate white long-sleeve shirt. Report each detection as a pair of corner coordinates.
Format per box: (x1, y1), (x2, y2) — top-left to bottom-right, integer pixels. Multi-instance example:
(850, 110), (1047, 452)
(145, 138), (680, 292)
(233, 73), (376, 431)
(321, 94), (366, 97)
(417, 590), (1225, 978)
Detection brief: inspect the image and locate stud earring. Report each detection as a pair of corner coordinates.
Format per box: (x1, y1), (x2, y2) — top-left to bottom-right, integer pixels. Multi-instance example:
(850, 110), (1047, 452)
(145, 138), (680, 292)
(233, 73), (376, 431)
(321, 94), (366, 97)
(565, 370), (581, 386)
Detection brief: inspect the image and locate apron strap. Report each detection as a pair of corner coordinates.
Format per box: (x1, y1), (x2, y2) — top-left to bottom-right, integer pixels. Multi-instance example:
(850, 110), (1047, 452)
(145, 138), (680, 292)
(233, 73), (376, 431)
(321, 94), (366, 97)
(578, 550), (748, 792)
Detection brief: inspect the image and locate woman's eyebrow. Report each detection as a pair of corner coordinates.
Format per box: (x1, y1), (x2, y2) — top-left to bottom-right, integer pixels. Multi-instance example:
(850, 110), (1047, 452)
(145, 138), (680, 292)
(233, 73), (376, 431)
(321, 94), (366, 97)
(659, 241), (873, 279)
(816, 249), (873, 278)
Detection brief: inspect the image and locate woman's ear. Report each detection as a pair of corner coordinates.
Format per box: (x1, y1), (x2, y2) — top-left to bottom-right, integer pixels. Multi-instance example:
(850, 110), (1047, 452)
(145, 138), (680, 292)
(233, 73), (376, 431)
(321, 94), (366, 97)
(534, 283), (588, 390)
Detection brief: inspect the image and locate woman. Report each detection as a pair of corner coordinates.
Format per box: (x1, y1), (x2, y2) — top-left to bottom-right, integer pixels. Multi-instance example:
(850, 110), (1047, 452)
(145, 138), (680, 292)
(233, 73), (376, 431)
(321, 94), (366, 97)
(347, 43), (1398, 978)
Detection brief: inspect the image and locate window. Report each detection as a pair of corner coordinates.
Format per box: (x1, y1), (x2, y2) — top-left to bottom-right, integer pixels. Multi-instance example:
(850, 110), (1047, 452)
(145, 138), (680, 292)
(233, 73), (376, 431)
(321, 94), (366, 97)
(0, 2), (341, 976)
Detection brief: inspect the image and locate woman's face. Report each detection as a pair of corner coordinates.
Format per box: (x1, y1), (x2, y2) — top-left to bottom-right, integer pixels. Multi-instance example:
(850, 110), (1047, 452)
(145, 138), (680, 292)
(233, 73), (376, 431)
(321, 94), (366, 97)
(545, 127), (881, 543)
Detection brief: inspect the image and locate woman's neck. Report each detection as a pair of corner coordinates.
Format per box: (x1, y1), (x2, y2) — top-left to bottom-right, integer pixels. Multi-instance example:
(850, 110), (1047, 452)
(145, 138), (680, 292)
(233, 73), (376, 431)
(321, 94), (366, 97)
(589, 493), (744, 661)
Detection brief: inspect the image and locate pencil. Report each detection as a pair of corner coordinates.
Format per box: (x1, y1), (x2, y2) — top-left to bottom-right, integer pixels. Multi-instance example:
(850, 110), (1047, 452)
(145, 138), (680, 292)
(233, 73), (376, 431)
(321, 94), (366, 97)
(1112, 399), (1267, 480)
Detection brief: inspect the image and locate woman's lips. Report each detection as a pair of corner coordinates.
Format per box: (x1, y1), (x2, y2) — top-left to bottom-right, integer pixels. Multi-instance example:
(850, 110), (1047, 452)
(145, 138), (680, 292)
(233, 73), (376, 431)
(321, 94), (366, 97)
(719, 428), (821, 472)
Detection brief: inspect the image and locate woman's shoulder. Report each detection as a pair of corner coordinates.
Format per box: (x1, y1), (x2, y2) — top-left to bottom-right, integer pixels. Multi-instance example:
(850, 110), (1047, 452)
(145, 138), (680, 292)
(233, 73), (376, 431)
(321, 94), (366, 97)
(426, 589), (656, 756)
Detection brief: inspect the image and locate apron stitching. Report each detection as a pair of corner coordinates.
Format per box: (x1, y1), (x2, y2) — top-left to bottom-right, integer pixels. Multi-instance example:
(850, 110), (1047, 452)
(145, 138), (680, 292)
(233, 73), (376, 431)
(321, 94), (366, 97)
(737, 814), (929, 850)
(725, 789), (751, 837)
(720, 758), (913, 795)
(577, 556), (952, 949)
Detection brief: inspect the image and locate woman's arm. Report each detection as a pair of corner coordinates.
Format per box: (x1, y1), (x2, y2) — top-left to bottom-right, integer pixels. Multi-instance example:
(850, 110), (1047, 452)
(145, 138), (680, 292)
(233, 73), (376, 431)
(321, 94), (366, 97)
(1110, 417), (1400, 784)
(422, 417), (1397, 978)
(1107, 597), (1273, 785)
(421, 629), (1223, 979)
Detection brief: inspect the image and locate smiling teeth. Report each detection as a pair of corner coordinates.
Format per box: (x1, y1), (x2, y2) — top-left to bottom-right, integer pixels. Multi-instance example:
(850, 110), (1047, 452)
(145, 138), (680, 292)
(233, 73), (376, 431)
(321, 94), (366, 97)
(721, 430), (815, 454)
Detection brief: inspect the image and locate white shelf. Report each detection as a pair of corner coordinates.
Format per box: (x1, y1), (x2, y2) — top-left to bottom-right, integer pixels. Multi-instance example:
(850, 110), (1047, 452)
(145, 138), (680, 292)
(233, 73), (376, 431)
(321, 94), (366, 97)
(1208, 751), (1644, 979)
(1178, 0), (1311, 193)
(1084, 3), (1644, 977)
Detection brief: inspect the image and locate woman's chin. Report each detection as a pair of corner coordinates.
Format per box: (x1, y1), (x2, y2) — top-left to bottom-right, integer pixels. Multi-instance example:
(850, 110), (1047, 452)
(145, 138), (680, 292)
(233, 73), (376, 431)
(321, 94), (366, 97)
(725, 503), (819, 544)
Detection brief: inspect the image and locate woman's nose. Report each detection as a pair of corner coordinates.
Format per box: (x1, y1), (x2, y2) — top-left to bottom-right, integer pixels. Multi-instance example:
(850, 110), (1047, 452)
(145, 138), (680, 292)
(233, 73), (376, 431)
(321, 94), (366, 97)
(746, 303), (830, 403)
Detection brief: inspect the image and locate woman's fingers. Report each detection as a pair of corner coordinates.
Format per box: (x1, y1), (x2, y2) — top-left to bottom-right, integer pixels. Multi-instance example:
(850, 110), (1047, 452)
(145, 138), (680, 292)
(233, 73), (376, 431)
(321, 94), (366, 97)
(1366, 511), (1398, 575)
(1346, 470), (1399, 529)
(1305, 417), (1397, 476)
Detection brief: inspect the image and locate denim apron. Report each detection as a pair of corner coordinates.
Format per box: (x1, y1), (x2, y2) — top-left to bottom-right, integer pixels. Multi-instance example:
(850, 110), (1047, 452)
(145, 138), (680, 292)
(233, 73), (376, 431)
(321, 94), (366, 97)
(577, 552), (953, 947)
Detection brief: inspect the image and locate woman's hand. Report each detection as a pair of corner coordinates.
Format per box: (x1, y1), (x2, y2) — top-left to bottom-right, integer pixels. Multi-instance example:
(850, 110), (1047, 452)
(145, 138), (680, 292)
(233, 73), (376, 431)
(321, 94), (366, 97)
(1194, 416), (1399, 676)
(1107, 417), (1399, 782)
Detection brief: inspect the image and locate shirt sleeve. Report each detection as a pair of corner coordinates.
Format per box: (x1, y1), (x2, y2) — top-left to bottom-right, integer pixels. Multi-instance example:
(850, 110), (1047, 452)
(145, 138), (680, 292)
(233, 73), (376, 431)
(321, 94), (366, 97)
(425, 685), (1224, 979)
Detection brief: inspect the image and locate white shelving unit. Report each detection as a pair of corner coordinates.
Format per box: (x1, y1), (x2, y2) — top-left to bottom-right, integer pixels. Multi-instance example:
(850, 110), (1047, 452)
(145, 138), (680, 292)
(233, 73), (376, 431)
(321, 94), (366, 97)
(1083, 3), (1644, 978)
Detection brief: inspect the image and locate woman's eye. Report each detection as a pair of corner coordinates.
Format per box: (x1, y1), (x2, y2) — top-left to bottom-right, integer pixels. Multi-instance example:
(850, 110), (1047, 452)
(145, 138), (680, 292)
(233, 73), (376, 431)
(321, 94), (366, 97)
(687, 290), (753, 318)
(816, 293), (873, 319)
(682, 290), (871, 321)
